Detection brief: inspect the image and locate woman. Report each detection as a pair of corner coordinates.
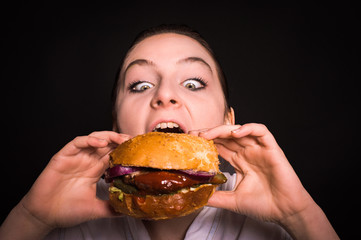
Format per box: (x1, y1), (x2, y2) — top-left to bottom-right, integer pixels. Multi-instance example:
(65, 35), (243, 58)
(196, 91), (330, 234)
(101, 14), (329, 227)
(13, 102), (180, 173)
(0, 24), (338, 239)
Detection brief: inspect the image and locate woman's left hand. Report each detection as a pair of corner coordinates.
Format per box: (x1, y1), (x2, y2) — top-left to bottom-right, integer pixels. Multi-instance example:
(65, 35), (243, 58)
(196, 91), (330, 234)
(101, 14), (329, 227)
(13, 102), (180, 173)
(191, 123), (311, 222)
(190, 124), (339, 239)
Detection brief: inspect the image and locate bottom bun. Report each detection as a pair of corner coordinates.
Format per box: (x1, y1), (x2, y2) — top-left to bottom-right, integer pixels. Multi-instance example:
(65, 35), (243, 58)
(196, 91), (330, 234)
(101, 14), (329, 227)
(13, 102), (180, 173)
(109, 184), (216, 220)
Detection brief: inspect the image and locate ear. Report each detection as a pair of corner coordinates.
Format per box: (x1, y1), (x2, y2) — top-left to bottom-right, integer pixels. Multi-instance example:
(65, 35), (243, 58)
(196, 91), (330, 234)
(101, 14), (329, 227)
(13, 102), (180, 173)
(224, 107), (235, 125)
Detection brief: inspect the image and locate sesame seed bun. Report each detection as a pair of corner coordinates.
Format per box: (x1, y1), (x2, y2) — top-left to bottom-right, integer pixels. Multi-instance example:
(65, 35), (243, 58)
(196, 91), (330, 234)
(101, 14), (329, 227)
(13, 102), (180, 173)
(109, 132), (220, 172)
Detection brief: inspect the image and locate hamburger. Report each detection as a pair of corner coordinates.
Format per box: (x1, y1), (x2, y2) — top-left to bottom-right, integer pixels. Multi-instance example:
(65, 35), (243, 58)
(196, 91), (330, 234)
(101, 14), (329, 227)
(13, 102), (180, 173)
(105, 132), (227, 220)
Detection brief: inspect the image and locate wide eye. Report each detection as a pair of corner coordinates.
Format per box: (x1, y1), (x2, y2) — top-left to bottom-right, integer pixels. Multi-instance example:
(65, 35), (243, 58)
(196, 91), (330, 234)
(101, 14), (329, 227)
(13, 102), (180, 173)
(129, 81), (154, 92)
(182, 78), (207, 91)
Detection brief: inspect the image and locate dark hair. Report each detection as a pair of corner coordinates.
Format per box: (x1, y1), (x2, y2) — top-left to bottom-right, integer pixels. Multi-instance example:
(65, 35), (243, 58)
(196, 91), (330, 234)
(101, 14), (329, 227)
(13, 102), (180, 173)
(111, 24), (230, 129)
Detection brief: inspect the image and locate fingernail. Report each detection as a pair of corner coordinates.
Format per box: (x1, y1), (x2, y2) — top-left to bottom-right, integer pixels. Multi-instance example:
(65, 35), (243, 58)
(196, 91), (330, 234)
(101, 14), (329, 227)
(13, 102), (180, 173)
(188, 129), (208, 135)
(199, 129), (210, 135)
(199, 128), (210, 133)
(231, 128), (241, 133)
(119, 134), (131, 140)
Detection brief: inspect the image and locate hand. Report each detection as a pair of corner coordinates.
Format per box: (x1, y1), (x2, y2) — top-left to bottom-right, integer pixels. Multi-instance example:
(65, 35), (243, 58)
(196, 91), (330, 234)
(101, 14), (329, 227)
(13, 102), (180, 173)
(190, 124), (312, 222)
(191, 124), (339, 239)
(21, 131), (131, 230)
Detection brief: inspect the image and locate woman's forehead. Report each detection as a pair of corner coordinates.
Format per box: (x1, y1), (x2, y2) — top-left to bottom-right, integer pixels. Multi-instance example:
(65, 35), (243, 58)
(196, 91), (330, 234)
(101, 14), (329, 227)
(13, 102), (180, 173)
(122, 33), (217, 71)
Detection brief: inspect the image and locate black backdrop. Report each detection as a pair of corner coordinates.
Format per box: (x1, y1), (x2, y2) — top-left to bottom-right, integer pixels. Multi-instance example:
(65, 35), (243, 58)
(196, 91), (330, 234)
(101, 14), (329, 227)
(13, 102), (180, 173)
(1, 3), (359, 238)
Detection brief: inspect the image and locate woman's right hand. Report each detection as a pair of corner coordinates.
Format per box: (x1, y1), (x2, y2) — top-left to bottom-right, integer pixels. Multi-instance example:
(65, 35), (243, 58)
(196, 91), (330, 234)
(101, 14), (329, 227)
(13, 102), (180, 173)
(18, 131), (130, 232)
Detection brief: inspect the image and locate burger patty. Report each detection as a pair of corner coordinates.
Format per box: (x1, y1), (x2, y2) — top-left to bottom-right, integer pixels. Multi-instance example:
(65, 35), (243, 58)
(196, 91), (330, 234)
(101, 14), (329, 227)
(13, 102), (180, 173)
(127, 171), (203, 194)
(114, 170), (226, 196)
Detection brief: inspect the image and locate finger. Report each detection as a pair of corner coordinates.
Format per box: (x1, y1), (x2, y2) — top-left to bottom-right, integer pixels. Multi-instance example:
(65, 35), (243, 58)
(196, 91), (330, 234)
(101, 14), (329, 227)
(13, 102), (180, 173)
(231, 123), (277, 148)
(213, 136), (259, 151)
(207, 190), (237, 212)
(60, 132), (124, 157)
(66, 132), (130, 157)
(58, 136), (106, 156)
(215, 141), (251, 174)
(89, 131), (131, 145)
(92, 199), (124, 219)
(187, 128), (210, 136)
(231, 123), (267, 137)
(198, 125), (242, 140)
(214, 141), (235, 162)
(74, 136), (108, 149)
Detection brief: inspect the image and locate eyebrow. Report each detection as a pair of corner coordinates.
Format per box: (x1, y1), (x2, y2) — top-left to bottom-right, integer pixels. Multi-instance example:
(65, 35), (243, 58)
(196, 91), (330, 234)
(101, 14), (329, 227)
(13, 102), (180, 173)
(123, 59), (155, 75)
(123, 56), (213, 80)
(176, 57), (213, 73)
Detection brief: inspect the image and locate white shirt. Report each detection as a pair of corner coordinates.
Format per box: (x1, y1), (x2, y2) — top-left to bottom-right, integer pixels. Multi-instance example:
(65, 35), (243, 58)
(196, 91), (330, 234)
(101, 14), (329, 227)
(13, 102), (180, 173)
(45, 173), (292, 240)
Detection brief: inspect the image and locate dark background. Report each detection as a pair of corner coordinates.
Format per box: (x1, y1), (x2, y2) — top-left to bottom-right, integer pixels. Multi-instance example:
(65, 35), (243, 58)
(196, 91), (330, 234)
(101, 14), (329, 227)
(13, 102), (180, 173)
(1, 2), (359, 238)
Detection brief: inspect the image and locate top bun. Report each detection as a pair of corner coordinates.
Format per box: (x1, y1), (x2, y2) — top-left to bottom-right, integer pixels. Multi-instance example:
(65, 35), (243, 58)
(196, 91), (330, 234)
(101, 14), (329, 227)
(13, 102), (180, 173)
(110, 132), (219, 172)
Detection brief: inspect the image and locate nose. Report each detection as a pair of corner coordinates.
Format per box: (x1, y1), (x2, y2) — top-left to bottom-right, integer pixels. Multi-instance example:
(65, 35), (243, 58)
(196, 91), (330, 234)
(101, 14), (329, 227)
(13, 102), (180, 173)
(150, 83), (181, 109)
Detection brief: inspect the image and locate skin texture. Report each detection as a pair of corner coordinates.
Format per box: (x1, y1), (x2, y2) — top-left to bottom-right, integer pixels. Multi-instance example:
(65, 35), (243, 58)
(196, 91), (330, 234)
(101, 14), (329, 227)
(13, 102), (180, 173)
(0, 131), (131, 239)
(0, 33), (338, 240)
(115, 34), (230, 136)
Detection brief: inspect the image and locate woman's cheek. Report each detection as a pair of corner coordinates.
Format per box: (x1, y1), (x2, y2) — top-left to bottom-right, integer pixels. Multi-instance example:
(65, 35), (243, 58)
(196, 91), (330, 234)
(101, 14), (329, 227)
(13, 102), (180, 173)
(188, 97), (226, 129)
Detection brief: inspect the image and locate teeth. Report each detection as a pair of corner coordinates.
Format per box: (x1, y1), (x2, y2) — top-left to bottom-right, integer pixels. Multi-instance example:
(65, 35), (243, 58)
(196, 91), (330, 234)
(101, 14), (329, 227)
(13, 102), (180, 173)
(154, 122), (180, 130)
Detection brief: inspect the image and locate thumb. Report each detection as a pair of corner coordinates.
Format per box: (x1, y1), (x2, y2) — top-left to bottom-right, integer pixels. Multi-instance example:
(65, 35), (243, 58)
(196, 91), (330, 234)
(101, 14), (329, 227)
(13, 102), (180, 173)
(93, 199), (123, 219)
(207, 190), (237, 212)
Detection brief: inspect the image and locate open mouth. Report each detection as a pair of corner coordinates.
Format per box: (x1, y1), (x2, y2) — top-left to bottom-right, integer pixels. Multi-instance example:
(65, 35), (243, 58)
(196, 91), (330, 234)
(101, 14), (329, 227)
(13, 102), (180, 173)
(152, 122), (185, 134)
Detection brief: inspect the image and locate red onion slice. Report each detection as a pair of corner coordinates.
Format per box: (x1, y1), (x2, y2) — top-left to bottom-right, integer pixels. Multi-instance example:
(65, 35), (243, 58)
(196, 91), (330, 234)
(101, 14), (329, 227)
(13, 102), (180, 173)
(179, 169), (215, 182)
(179, 169), (215, 177)
(105, 165), (141, 182)
(105, 165), (217, 183)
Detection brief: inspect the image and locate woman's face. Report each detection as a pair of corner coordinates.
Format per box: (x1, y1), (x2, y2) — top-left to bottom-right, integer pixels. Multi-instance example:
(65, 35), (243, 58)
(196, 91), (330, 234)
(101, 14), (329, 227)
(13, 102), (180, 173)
(115, 33), (229, 136)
